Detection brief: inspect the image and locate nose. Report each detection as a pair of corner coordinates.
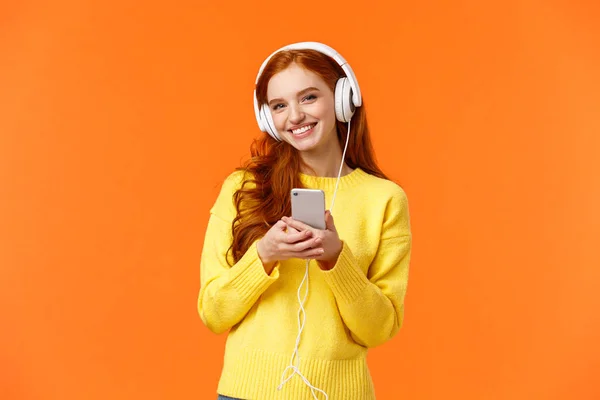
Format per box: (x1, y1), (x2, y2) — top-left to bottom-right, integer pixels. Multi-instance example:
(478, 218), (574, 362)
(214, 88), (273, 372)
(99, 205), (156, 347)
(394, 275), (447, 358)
(288, 103), (305, 125)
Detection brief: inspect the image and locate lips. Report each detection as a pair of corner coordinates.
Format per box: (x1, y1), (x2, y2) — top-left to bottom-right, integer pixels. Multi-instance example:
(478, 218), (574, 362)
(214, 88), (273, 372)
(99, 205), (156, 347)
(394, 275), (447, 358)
(289, 123), (316, 135)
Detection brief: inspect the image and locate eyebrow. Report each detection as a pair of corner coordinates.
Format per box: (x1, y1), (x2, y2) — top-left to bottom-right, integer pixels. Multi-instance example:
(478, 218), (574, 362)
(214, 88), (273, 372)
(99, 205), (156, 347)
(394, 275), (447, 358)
(268, 87), (320, 106)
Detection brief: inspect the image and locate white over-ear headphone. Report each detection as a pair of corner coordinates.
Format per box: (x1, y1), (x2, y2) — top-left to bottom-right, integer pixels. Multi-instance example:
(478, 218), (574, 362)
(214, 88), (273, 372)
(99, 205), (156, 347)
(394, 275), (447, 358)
(253, 42), (362, 141)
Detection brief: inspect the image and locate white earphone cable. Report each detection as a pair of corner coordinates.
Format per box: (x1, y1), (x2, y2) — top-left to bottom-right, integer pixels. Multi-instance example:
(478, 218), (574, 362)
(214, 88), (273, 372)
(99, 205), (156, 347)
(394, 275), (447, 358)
(330, 118), (352, 213)
(277, 119), (352, 399)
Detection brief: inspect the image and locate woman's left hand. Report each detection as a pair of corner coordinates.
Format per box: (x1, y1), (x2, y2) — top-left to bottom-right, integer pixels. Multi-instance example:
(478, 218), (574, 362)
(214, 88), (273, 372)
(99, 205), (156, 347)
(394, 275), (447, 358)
(282, 210), (342, 270)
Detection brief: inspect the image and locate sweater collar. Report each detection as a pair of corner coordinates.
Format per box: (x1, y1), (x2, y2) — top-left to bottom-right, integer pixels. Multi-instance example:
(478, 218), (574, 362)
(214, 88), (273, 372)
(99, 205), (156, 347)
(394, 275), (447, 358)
(298, 168), (369, 191)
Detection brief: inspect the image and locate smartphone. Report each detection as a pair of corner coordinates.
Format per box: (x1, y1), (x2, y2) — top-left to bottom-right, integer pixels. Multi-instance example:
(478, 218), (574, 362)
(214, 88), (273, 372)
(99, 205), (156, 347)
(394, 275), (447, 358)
(290, 188), (326, 230)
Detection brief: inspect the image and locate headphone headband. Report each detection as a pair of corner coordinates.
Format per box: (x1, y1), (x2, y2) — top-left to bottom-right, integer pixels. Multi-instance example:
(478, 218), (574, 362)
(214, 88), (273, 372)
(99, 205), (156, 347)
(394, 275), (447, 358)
(254, 42), (362, 107)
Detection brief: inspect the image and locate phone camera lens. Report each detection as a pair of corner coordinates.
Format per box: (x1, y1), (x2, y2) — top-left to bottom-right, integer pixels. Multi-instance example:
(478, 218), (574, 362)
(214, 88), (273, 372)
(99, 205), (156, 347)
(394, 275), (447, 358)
(293, 192), (298, 196)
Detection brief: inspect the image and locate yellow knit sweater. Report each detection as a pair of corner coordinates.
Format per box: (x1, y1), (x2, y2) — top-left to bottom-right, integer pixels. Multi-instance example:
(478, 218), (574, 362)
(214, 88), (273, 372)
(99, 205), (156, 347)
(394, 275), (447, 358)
(198, 168), (412, 400)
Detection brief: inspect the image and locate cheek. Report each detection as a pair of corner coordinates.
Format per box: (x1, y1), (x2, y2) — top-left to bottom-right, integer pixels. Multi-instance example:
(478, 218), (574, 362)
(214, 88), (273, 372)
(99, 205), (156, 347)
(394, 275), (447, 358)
(316, 99), (336, 121)
(272, 112), (286, 130)
(317, 104), (336, 127)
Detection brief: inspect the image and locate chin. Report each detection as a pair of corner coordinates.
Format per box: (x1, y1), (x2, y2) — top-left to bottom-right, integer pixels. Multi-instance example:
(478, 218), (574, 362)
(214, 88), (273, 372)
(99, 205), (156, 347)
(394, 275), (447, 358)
(290, 136), (323, 154)
(295, 137), (320, 150)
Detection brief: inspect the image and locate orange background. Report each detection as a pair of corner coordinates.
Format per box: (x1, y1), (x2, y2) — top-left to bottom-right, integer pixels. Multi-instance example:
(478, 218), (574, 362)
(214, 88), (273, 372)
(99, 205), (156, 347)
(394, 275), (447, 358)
(1, 1), (599, 399)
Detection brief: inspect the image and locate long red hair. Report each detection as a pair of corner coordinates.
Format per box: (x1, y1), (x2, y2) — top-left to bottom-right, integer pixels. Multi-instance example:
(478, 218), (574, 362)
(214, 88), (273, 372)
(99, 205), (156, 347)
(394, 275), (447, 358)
(228, 48), (389, 265)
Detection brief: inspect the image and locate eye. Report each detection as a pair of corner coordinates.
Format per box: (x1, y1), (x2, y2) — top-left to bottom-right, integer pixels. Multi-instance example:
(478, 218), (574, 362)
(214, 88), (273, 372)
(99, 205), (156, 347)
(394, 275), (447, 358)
(271, 103), (285, 111)
(303, 94), (317, 102)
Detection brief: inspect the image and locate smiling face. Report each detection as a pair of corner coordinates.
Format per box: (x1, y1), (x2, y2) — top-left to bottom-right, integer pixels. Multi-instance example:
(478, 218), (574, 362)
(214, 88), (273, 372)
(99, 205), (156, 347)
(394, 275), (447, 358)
(266, 62), (338, 154)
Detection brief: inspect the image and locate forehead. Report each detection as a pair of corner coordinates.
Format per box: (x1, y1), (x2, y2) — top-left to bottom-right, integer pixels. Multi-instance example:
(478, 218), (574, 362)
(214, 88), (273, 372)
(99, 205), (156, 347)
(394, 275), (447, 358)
(266, 63), (328, 100)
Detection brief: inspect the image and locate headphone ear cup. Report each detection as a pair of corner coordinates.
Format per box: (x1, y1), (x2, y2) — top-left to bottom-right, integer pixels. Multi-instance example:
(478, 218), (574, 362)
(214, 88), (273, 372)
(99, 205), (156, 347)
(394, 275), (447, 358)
(261, 105), (280, 141)
(254, 91), (267, 133)
(257, 110), (267, 133)
(334, 77), (355, 122)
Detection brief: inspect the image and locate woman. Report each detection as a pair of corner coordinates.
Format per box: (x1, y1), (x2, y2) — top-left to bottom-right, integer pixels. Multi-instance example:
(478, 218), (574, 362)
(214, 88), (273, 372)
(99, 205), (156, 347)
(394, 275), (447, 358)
(198, 42), (412, 400)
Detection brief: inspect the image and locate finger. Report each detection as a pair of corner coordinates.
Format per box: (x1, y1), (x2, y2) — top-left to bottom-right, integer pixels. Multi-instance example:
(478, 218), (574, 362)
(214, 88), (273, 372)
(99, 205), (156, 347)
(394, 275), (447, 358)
(288, 236), (322, 252)
(282, 216), (314, 233)
(325, 210), (337, 232)
(291, 247), (325, 259)
(284, 229), (312, 244)
(285, 225), (300, 234)
(273, 219), (287, 231)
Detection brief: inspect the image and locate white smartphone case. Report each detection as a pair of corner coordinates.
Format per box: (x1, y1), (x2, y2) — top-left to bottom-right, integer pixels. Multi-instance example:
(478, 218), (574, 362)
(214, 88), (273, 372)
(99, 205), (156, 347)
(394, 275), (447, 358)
(290, 188), (326, 230)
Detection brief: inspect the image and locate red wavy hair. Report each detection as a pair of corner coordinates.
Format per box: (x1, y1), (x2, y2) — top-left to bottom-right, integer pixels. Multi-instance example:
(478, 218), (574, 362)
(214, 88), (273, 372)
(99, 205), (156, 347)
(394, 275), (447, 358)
(228, 48), (389, 265)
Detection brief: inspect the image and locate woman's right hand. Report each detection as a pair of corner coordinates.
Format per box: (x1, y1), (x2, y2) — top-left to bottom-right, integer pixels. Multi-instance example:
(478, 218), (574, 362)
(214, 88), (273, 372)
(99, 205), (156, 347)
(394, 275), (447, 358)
(256, 219), (324, 272)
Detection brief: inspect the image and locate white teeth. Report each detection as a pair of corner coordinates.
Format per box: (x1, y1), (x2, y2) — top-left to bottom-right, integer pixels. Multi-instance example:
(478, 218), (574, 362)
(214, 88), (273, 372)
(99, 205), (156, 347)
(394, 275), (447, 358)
(291, 124), (314, 135)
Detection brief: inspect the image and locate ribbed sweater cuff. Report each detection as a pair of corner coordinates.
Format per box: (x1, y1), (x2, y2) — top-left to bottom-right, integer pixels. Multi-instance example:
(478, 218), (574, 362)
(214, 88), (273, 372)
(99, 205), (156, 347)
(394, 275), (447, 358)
(229, 241), (279, 302)
(321, 242), (369, 305)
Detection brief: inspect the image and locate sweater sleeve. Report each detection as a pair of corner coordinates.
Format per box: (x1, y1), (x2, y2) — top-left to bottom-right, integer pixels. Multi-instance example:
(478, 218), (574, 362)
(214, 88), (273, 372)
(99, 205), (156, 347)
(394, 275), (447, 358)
(197, 172), (280, 334)
(321, 189), (412, 348)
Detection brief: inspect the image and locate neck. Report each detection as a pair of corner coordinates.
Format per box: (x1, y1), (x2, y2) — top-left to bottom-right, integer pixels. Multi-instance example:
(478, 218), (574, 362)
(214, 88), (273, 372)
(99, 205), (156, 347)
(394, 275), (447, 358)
(299, 137), (353, 178)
